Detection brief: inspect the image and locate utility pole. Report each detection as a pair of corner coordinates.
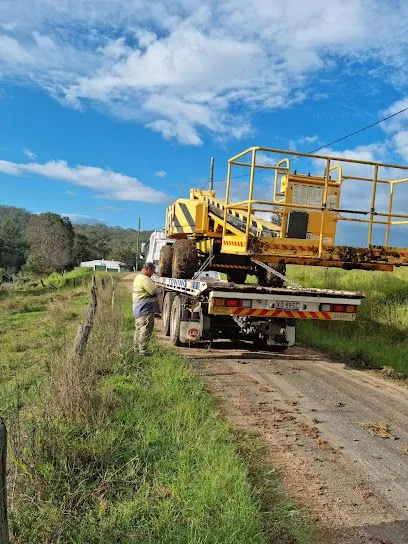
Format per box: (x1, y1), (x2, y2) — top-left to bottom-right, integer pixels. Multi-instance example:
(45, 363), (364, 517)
(209, 157), (214, 191)
(135, 217), (141, 271)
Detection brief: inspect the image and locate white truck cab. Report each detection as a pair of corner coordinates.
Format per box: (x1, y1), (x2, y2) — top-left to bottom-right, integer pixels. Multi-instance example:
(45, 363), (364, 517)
(141, 230), (174, 274)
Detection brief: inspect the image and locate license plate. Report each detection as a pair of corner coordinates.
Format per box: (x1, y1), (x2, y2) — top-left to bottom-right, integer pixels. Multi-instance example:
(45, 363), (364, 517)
(268, 301), (300, 310)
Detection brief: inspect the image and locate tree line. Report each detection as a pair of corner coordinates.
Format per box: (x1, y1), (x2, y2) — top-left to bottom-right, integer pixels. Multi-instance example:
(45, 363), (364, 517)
(0, 205), (152, 281)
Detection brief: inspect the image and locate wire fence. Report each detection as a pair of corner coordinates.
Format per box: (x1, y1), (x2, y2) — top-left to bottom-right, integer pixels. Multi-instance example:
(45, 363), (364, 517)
(0, 275), (116, 542)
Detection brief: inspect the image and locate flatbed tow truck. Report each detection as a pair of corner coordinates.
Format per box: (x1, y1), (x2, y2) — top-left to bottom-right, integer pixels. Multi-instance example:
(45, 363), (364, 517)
(156, 275), (364, 350)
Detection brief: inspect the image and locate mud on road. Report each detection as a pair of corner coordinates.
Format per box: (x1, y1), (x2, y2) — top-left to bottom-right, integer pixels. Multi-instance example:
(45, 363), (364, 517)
(159, 329), (408, 544)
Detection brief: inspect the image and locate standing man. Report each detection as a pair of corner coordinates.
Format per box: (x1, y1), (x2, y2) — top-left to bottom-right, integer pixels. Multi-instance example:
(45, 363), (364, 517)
(132, 262), (160, 355)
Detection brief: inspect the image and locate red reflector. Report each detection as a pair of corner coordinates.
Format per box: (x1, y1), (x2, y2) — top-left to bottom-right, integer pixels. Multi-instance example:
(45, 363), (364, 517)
(226, 299), (242, 307)
(332, 304), (346, 312)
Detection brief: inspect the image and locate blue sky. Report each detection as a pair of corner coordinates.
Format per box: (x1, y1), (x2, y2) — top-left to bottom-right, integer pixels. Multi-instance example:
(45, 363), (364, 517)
(1, 0), (408, 237)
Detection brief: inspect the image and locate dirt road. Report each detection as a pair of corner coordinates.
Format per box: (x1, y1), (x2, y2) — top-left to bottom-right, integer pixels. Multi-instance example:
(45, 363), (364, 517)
(161, 334), (408, 544)
(123, 275), (408, 543)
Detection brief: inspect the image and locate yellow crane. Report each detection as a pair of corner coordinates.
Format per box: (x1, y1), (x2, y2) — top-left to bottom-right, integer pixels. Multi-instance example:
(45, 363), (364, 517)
(160, 146), (408, 286)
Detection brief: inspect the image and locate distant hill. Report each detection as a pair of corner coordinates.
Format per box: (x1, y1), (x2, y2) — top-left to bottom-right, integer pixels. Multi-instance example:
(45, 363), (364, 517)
(0, 205), (153, 277)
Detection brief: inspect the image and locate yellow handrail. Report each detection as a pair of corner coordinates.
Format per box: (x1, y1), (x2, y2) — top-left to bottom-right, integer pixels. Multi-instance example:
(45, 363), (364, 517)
(223, 146), (408, 251)
(245, 148), (257, 248)
(273, 158), (290, 201)
(329, 164), (342, 185)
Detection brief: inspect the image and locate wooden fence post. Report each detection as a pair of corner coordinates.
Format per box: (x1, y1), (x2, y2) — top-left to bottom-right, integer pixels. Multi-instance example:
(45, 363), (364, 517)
(0, 418), (9, 544)
(91, 277), (97, 315)
(74, 277), (98, 356)
(111, 276), (115, 309)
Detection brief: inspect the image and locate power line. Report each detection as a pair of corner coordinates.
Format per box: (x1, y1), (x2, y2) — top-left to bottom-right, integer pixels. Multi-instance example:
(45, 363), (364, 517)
(209, 104), (408, 185)
(306, 104), (408, 155)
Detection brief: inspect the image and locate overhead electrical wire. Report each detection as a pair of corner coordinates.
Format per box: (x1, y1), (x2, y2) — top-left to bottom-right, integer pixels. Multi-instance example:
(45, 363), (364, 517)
(206, 103), (408, 186)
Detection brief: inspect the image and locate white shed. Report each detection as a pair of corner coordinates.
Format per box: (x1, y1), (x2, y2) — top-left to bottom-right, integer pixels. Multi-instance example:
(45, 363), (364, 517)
(80, 260), (130, 273)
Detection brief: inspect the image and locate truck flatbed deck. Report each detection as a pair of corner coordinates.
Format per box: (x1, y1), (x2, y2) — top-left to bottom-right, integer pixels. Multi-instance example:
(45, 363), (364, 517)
(155, 276), (364, 300)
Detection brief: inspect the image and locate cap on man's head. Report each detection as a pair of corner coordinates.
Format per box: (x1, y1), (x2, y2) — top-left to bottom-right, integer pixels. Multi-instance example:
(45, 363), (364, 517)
(144, 262), (156, 271)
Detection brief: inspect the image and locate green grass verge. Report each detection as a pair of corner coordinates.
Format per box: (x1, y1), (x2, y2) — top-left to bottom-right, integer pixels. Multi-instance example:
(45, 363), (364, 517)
(287, 266), (408, 375)
(0, 283), (89, 416)
(5, 282), (312, 544)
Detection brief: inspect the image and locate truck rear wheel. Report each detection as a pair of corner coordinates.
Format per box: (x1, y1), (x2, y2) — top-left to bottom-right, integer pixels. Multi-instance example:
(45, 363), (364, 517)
(227, 270), (247, 284)
(170, 295), (183, 346)
(159, 245), (174, 277)
(172, 239), (198, 279)
(162, 291), (176, 336)
(257, 264), (286, 288)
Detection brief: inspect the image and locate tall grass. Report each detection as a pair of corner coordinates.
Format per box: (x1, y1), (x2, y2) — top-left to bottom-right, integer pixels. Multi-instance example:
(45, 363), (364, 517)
(44, 267), (94, 288)
(288, 266), (408, 375)
(5, 282), (311, 544)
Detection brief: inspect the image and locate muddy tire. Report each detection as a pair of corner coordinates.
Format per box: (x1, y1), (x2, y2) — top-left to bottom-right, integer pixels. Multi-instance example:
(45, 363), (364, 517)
(172, 239), (198, 279)
(162, 291), (176, 336)
(170, 295), (183, 346)
(258, 264), (286, 288)
(159, 245), (174, 277)
(227, 270), (247, 284)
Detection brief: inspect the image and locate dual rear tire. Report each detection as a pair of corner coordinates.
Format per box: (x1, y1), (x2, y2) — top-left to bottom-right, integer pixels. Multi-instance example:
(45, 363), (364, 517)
(162, 292), (183, 346)
(162, 291), (176, 336)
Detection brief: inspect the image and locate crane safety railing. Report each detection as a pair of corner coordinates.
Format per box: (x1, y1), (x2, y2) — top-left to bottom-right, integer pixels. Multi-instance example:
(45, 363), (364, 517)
(222, 146), (408, 258)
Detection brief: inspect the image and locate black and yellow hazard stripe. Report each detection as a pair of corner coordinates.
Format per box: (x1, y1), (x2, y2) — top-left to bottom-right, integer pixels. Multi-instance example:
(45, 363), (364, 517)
(172, 200), (197, 235)
(211, 264), (250, 270)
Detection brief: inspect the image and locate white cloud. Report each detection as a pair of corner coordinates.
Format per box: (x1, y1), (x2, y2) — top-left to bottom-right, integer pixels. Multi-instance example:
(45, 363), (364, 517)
(393, 130), (408, 161)
(2, 1), (408, 144)
(0, 35), (32, 63)
(22, 147), (37, 160)
(0, 158), (171, 203)
(154, 169), (167, 178)
(380, 99), (408, 134)
(288, 135), (320, 150)
(147, 119), (203, 146)
(66, 190), (77, 196)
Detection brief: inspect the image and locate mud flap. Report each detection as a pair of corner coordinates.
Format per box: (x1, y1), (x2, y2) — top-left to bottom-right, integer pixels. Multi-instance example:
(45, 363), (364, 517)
(266, 322), (296, 347)
(180, 321), (202, 343)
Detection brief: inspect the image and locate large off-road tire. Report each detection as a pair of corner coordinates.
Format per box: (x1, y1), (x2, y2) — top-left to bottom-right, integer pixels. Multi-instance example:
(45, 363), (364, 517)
(172, 239), (198, 279)
(162, 291), (176, 336)
(257, 264), (286, 288)
(227, 270), (247, 284)
(170, 295), (183, 346)
(159, 245), (174, 277)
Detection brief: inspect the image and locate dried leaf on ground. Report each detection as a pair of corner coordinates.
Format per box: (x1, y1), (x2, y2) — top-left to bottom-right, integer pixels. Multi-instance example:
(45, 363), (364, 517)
(360, 422), (397, 440)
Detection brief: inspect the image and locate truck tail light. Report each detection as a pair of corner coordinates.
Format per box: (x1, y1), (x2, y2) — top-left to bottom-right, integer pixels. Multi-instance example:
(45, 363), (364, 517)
(213, 298), (251, 308)
(320, 303), (357, 313)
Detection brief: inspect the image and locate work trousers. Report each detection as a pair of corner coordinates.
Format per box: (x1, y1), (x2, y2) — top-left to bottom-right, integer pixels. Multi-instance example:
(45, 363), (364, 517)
(134, 313), (155, 354)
